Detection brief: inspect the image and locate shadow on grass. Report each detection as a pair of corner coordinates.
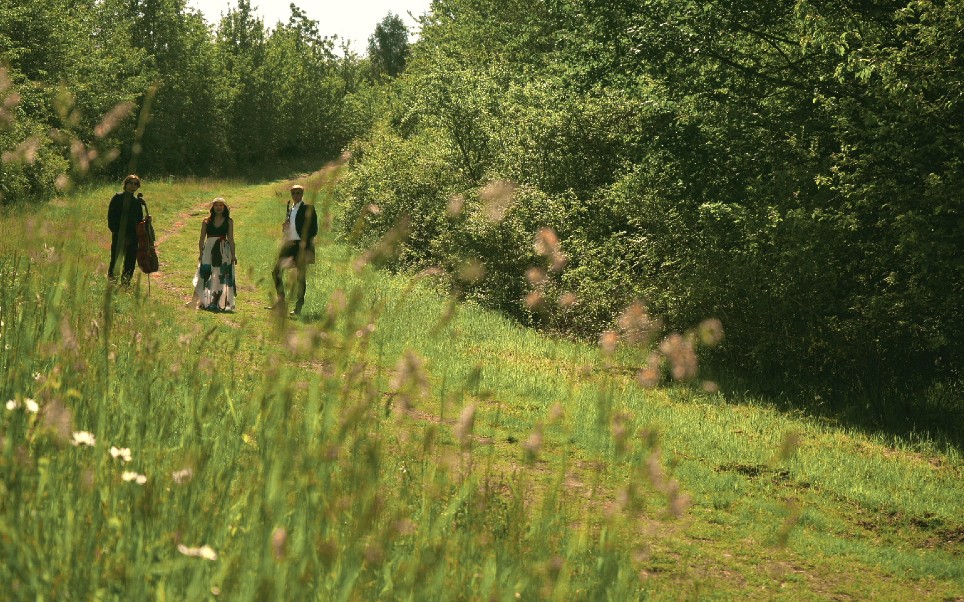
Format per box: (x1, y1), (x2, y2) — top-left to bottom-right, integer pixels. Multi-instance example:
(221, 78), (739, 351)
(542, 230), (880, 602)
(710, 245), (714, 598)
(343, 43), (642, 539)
(715, 374), (964, 454)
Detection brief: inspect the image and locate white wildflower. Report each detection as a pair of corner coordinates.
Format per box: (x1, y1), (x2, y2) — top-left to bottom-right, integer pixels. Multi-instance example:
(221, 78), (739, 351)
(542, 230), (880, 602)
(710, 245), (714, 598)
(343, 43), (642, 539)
(24, 398), (39, 413)
(71, 431), (96, 447)
(110, 446), (132, 463)
(178, 544), (218, 561)
(5, 399), (18, 411)
(32, 372), (41, 381)
(121, 471), (147, 484)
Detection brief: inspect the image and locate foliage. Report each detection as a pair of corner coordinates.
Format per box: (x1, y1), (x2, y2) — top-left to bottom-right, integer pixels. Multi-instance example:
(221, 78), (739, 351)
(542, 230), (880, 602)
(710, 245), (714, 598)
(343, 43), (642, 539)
(338, 0), (964, 409)
(0, 0), (382, 197)
(367, 12), (410, 80)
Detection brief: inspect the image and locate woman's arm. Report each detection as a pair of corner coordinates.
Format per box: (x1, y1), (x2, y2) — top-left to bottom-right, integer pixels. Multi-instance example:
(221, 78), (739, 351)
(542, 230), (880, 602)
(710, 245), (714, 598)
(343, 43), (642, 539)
(228, 218), (236, 263)
(198, 220), (207, 259)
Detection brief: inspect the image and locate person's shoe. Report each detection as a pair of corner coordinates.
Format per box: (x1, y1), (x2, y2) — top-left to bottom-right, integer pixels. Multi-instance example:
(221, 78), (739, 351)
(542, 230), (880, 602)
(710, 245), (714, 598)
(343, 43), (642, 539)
(289, 306), (302, 316)
(266, 300), (286, 310)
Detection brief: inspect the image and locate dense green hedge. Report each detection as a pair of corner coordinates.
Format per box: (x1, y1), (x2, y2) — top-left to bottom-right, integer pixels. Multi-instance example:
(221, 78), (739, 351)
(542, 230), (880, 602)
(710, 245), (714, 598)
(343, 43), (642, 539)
(338, 0), (963, 406)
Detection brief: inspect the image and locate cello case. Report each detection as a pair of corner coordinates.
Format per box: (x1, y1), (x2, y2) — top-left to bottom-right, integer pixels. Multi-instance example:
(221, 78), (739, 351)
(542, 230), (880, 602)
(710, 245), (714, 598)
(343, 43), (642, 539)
(135, 193), (159, 274)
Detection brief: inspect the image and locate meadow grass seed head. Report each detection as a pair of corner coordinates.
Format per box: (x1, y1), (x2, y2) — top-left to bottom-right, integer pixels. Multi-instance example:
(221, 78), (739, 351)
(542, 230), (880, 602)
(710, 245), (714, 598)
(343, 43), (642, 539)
(94, 101), (135, 138)
(617, 302), (658, 345)
(637, 353), (662, 388)
(702, 380), (719, 393)
(447, 194), (465, 216)
(458, 259), (487, 283)
(2, 137), (40, 164)
(666, 482), (691, 518)
(525, 290), (545, 310)
(454, 403), (478, 448)
(479, 180), (516, 222)
(272, 527), (287, 560)
(599, 331), (619, 355)
(659, 334), (697, 380)
(526, 267), (547, 286)
(171, 468), (194, 484)
(612, 412), (631, 455)
(778, 430), (802, 461)
(558, 292), (577, 309)
(522, 427), (543, 462)
(41, 400), (73, 443)
(394, 518), (417, 536)
(697, 318), (724, 346)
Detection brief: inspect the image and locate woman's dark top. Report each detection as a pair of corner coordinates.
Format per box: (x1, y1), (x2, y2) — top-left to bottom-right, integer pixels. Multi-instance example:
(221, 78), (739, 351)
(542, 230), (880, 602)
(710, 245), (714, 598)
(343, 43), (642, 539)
(206, 218), (229, 237)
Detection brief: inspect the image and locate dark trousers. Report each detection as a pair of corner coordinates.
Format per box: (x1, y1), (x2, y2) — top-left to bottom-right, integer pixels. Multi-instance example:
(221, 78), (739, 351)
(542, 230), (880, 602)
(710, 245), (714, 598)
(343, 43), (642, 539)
(108, 233), (138, 284)
(272, 241), (308, 309)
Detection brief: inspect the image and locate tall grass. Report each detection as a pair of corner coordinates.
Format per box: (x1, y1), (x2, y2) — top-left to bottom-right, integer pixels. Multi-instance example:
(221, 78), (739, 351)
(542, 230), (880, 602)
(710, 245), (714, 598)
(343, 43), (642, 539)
(1, 180), (962, 600)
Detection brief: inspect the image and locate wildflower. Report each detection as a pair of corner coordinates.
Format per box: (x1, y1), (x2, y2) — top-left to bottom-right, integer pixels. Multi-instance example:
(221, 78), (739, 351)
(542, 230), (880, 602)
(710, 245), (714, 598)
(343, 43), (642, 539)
(5, 399), (17, 411)
(177, 544), (218, 561)
(24, 398), (39, 413)
(71, 431), (96, 447)
(110, 446), (132, 463)
(121, 471), (147, 484)
(172, 468), (194, 484)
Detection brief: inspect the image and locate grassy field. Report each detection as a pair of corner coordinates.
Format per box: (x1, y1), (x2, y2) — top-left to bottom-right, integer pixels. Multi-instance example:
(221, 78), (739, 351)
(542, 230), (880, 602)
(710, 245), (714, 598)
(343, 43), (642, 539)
(0, 165), (961, 600)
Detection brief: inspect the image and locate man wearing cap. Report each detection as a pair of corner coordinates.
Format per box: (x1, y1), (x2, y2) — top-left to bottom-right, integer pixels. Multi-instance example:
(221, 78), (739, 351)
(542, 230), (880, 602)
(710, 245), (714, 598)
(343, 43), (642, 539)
(270, 184), (318, 315)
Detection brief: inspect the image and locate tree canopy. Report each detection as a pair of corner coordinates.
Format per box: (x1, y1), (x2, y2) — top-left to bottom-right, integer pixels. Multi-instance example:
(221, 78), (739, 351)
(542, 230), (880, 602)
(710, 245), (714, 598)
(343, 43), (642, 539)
(338, 0), (963, 408)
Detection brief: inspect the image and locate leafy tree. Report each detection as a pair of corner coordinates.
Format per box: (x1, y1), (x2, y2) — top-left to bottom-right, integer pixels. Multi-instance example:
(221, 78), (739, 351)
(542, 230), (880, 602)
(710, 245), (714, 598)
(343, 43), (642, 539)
(367, 12), (409, 79)
(340, 0), (964, 410)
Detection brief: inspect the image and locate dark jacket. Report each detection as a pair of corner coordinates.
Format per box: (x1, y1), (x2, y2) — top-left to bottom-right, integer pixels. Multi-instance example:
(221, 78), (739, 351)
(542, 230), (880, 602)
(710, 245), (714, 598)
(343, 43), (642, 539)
(107, 192), (144, 239)
(294, 203), (319, 248)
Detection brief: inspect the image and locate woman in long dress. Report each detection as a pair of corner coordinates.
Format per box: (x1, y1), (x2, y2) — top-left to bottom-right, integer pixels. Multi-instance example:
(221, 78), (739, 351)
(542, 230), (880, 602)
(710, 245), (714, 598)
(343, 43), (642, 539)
(191, 197), (237, 311)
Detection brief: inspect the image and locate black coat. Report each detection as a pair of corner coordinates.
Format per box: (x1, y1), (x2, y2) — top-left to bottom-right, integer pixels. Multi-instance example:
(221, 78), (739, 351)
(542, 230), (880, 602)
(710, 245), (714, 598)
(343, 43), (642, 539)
(293, 203), (319, 248)
(107, 192), (144, 240)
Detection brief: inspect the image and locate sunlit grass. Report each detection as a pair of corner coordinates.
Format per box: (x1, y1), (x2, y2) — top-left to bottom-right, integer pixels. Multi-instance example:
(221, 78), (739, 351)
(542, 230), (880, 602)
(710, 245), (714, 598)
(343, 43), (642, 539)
(0, 173), (961, 600)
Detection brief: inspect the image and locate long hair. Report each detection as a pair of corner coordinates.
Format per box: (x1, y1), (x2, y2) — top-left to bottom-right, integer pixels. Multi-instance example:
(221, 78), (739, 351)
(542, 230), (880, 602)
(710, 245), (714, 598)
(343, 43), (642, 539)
(206, 198), (231, 222)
